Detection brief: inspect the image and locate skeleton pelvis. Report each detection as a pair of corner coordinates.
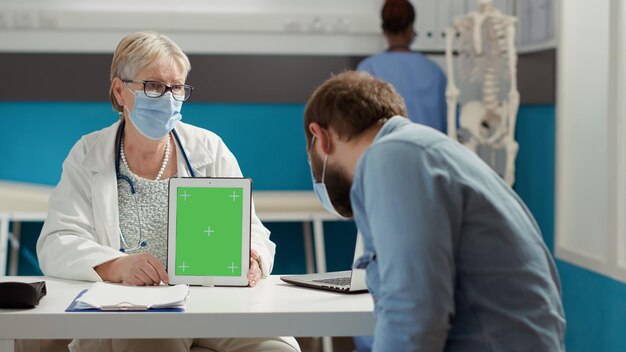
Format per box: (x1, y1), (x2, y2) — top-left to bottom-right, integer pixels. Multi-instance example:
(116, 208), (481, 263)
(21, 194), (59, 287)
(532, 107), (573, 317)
(459, 100), (505, 141)
(457, 100), (518, 186)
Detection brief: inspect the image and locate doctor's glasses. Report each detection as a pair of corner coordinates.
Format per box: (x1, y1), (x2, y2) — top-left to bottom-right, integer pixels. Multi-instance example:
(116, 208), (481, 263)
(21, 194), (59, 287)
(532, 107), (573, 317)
(123, 79), (193, 101)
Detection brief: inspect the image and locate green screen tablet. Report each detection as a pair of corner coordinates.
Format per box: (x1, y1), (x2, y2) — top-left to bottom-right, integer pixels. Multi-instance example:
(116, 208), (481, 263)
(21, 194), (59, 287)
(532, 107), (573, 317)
(167, 177), (251, 286)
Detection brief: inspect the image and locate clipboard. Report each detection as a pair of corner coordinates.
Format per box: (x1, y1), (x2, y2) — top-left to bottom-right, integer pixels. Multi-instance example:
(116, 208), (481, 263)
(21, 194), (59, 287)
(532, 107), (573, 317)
(65, 289), (185, 313)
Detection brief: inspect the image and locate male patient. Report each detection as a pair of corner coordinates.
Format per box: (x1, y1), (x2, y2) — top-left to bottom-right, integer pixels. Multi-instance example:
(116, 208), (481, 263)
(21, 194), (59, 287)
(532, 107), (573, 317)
(303, 71), (565, 351)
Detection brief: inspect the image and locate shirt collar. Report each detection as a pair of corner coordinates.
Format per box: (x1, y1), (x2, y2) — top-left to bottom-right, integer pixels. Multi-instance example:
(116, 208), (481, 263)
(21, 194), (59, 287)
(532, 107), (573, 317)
(373, 115), (411, 142)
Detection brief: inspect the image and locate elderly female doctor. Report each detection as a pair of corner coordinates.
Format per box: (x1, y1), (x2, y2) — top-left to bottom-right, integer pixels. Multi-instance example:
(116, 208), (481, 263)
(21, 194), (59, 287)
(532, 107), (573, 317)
(36, 32), (300, 352)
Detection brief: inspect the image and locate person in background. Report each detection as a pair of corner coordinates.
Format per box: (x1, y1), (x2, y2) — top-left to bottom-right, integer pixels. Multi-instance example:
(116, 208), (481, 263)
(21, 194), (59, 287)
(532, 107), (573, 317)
(304, 71), (565, 352)
(36, 31), (300, 352)
(357, 0), (448, 133)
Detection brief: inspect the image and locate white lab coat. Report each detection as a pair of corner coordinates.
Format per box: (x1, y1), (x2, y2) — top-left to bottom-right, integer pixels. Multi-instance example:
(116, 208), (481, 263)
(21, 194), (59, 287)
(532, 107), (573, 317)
(37, 120), (276, 282)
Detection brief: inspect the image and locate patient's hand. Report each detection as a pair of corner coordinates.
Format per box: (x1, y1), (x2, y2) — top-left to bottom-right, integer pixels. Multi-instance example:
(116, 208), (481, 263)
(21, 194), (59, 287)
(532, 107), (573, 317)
(248, 249), (262, 287)
(95, 253), (169, 286)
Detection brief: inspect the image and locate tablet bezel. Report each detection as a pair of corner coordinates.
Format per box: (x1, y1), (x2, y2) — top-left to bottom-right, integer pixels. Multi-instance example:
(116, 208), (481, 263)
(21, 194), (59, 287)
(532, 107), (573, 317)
(167, 177), (251, 286)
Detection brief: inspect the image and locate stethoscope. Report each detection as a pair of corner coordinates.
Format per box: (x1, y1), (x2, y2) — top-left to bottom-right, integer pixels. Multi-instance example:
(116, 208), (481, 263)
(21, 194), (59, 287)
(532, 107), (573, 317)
(115, 120), (196, 252)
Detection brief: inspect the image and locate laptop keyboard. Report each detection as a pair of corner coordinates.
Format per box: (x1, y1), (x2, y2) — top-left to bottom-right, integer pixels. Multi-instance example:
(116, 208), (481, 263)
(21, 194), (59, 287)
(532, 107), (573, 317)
(312, 277), (351, 286)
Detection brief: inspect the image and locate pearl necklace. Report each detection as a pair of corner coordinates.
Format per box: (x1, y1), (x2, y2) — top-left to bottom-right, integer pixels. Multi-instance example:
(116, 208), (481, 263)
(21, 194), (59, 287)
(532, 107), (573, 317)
(121, 135), (171, 181)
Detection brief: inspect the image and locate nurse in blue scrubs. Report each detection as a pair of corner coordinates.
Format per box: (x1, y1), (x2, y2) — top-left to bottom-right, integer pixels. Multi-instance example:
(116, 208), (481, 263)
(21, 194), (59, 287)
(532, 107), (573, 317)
(357, 0), (448, 133)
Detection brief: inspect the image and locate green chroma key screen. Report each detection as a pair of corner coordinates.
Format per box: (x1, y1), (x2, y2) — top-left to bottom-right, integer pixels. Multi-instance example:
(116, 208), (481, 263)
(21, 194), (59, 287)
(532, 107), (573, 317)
(175, 187), (243, 276)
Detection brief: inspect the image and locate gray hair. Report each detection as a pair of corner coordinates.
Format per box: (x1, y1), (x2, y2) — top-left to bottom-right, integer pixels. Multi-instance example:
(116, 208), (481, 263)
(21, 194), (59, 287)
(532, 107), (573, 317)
(109, 31), (191, 113)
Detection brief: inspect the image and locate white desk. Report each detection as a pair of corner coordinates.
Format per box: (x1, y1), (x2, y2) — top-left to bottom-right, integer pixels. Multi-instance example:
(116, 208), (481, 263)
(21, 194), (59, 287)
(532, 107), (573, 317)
(0, 276), (374, 352)
(0, 182), (346, 276)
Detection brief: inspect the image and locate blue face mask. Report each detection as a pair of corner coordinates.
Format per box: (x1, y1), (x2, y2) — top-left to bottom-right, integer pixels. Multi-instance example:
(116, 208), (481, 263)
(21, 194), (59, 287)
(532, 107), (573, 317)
(309, 136), (345, 218)
(125, 89), (183, 140)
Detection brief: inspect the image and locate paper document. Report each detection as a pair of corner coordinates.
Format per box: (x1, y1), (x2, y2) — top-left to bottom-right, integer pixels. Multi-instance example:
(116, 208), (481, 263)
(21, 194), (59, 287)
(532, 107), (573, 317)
(73, 282), (189, 310)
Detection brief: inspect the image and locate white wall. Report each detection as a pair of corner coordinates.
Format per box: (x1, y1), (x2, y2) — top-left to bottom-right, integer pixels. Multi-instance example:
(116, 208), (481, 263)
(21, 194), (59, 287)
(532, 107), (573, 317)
(555, 0), (626, 282)
(0, 0), (383, 54)
(0, 0), (534, 55)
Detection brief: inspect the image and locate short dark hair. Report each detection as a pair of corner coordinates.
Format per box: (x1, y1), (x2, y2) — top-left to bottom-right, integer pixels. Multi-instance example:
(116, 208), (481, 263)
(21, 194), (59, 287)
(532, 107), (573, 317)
(381, 0), (416, 34)
(304, 71), (407, 143)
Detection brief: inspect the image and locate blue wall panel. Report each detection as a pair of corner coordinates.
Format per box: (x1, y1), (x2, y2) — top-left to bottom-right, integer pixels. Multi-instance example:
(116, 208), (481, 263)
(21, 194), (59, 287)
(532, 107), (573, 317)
(0, 102), (311, 190)
(557, 261), (626, 352)
(513, 105), (556, 251)
(183, 103), (311, 190)
(1, 102), (112, 186)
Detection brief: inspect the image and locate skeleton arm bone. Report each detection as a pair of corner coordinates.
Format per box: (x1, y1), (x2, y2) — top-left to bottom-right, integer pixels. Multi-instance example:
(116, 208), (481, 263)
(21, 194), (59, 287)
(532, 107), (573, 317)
(445, 26), (460, 140)
(506, 19), (520, 140)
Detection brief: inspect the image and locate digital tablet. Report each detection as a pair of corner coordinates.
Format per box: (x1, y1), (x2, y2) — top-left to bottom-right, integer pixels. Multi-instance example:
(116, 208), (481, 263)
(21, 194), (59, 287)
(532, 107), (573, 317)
(167, 177), (251, 286)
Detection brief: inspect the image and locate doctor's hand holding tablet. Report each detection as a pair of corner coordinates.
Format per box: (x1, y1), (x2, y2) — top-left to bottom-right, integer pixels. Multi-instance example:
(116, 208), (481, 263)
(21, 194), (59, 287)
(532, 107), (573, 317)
(96, 176), (256, 288)
(95, 244), (260, 287)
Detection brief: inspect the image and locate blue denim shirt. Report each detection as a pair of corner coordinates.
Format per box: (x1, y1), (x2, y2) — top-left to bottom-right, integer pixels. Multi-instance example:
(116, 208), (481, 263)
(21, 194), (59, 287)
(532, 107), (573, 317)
(351, 116), (565, 351)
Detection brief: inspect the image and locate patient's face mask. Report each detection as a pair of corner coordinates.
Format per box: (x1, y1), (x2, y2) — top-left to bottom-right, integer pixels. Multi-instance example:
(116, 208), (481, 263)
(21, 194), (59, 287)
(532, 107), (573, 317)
(125, 88), (182, 140)
(308, 135), (353, 219)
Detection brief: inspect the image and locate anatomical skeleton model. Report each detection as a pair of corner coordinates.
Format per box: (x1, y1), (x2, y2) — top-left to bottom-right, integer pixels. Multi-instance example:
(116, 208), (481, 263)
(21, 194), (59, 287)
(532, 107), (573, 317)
(445, 0), (520, 186)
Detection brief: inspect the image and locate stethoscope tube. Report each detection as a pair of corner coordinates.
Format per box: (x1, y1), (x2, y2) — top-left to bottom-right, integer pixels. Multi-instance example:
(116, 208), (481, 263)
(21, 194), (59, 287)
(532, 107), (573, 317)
(115, 120), (196, 252)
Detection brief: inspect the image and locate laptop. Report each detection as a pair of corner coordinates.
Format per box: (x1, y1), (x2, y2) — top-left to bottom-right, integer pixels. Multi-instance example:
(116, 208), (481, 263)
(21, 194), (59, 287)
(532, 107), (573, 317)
(280, 233), (368, 294)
